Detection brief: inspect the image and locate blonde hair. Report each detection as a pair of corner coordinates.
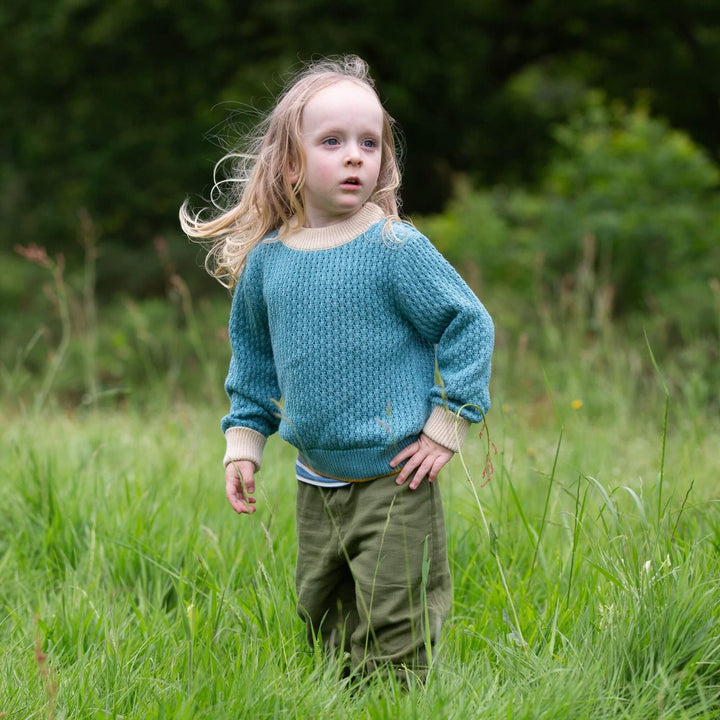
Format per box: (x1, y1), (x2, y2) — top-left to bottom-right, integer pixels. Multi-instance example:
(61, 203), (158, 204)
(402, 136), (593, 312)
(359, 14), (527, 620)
(179, 55), (403, 286)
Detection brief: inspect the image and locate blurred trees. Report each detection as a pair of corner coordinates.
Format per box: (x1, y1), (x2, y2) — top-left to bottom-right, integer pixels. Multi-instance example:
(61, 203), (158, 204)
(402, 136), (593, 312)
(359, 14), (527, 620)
(418, 95), (720, 339)
(543, 96), (719, 316)
(2, 0), (720, 291)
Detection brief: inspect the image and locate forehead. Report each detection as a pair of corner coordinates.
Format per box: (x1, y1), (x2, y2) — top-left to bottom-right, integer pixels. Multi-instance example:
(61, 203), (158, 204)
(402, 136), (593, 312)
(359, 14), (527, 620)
(301, 80), (383, 132)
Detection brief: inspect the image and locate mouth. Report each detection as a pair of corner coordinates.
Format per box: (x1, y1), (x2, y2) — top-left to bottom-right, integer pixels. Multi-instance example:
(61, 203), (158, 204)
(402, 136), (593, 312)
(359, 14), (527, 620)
(341, 177), (361, 186)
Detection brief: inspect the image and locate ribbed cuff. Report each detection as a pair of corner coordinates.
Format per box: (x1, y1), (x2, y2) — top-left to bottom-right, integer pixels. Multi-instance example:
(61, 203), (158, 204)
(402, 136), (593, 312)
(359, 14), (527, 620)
(422, 405), (470, 452)
(223, 427), (267, 469)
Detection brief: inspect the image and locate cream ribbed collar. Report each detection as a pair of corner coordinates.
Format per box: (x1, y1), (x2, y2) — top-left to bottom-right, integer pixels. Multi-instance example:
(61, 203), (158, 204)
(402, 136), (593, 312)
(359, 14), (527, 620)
(278, 203), (386, 251)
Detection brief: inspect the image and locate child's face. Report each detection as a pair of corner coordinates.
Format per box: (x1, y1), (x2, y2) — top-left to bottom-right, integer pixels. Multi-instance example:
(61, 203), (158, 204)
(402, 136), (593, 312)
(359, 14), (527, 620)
(295, 80), (384, 228)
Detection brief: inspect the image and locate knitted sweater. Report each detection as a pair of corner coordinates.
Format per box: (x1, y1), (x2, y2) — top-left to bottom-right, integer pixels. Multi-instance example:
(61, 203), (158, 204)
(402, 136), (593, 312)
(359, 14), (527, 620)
(222, 203), (494, 481)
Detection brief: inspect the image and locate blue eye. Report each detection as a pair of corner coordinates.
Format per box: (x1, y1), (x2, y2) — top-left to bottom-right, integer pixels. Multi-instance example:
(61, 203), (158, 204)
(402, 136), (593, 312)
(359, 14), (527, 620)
(362, 139), (377, 148)
(323, 138), (340, 146)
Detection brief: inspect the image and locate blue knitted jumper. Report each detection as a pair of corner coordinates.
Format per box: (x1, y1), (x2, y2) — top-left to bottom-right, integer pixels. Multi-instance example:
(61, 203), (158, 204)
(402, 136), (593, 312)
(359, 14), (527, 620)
(221, 203), (494, 481)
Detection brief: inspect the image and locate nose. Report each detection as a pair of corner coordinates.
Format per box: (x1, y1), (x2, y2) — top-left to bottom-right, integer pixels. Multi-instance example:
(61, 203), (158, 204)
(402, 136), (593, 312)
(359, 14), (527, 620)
(344, 144), (362, 166)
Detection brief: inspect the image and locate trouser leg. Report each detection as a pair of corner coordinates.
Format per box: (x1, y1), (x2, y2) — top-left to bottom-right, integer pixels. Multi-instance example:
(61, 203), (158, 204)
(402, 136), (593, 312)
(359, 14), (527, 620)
(295, 482), (358, 655)
(347, 476), (452, 680)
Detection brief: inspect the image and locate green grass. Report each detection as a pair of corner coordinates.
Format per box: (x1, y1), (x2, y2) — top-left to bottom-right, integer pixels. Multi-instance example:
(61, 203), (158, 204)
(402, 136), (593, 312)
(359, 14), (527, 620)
(1, 332), (719, 719)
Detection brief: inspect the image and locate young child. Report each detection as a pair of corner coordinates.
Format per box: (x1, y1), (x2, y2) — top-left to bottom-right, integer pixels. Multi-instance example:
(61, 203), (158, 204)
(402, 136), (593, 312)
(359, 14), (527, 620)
(180, 55), (494, 682)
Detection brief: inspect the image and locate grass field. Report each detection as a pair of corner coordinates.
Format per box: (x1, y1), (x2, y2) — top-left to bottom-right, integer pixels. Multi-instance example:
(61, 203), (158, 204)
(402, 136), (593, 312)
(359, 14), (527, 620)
(1, 327), (719, 719)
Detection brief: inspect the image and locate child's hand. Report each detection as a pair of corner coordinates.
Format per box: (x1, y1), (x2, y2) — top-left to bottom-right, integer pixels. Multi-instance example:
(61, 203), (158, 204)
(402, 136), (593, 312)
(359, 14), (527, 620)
(225, 460), (257, 514)
(390, 434), (454, 490)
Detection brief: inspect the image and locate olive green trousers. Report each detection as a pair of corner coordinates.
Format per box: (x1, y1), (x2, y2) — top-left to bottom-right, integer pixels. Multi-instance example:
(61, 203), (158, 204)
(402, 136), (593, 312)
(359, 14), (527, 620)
(295, 473), (452, 680)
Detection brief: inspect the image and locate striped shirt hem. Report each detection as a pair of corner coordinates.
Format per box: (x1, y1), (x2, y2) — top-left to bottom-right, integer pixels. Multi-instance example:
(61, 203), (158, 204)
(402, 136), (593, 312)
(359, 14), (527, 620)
(295, 457), (351, 488)
(295, 456), (402, 487)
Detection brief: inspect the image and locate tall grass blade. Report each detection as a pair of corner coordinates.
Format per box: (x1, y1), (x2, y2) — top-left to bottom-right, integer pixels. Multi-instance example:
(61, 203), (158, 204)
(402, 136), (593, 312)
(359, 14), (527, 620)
(530, 428), (563, 583)
(644, 329), (670, 526)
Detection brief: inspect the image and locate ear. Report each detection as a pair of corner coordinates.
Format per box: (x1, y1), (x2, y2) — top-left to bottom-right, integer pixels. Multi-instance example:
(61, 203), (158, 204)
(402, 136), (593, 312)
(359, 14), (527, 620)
(288, 156), (300, 185)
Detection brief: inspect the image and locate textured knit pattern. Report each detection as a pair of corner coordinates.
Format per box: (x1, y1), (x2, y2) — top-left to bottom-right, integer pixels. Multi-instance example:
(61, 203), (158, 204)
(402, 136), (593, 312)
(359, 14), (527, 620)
(222, 204), (494, 480)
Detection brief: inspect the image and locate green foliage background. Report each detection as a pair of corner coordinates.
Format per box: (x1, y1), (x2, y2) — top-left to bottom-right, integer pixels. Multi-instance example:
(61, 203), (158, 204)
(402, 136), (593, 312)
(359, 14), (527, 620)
(3, 1), (720, 248)
(1, 0), (719, 410)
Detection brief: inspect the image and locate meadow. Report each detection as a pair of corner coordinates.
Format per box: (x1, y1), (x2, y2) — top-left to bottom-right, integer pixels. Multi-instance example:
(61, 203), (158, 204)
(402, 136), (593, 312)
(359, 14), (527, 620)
(1, 310), (719, 719)
(3, 11), (720, 716)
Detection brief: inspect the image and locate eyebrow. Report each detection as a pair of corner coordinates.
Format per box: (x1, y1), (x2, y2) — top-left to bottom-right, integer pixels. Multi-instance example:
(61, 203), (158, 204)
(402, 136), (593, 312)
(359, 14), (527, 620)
(311, 126), (382, 138)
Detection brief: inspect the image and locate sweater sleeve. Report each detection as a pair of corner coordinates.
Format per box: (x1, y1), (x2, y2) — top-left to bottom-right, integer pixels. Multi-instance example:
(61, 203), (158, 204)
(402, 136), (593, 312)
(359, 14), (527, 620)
(221, 247), (281, 468)
(394, 229), (494, 450)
